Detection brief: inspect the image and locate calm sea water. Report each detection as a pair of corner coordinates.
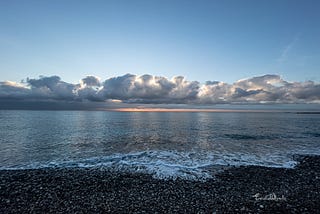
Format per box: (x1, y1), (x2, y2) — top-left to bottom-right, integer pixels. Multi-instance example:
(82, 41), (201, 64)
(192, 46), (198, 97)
(0, 110), (320, 179)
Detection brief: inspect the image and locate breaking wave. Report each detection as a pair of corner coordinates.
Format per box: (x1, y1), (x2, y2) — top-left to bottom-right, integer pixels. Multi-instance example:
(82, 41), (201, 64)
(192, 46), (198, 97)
(0, 150), (298, 180)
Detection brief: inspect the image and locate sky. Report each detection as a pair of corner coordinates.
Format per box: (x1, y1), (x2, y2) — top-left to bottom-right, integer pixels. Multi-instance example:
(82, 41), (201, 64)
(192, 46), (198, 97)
(1, 0), (320, 83)
(0, 0), (320, 108)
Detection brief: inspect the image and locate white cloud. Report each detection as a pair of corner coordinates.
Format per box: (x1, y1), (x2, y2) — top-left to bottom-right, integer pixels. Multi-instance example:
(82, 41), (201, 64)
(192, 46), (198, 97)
(0, 74), (319, 105)
(277, 34), (300, 63)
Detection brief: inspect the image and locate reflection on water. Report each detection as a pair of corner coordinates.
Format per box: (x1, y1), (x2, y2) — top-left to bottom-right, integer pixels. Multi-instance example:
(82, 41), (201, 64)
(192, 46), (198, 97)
(0, 110), (319, 179)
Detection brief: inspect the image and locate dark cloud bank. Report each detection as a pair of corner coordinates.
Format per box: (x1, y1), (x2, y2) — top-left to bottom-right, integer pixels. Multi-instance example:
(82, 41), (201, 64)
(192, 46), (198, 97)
(0, 74), (319, 110)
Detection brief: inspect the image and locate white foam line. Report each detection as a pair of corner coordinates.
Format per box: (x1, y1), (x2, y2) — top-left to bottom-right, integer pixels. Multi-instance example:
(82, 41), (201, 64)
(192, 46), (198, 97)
(0, 150), (299, 180)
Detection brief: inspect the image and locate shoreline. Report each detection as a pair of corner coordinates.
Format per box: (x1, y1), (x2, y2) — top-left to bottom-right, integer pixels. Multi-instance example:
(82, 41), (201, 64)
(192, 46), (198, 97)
(1, 155), (320, 213)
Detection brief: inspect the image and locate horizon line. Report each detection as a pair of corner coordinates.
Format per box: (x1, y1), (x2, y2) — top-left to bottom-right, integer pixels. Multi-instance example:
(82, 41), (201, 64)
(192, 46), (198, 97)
(106, 108), (286, 113)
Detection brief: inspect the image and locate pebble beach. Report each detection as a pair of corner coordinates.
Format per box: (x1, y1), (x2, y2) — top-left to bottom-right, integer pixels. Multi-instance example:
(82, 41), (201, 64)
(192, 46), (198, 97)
(1, 155), (319, 213)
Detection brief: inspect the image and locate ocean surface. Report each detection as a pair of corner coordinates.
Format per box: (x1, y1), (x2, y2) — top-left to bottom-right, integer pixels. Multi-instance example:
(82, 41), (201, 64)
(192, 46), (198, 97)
(1, 110), (320, 180)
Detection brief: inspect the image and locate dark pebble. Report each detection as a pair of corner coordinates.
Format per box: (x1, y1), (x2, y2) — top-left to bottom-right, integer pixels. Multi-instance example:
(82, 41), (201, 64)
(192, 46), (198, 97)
(1, 155), (320, 213)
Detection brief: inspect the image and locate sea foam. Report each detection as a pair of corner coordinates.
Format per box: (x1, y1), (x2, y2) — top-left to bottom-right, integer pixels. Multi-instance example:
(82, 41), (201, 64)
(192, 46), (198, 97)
(0, 150), (298, 180)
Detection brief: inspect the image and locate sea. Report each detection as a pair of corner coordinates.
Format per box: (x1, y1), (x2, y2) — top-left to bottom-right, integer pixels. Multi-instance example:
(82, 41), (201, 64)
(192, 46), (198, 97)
(1, 109), (320, 180)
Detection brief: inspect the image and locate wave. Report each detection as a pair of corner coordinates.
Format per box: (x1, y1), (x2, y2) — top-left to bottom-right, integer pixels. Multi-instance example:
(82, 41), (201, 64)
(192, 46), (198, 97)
(0, 150), (298, 180)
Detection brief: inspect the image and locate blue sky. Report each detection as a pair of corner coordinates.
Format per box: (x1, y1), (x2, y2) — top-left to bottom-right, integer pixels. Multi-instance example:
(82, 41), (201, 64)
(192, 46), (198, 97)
(0, 0), (319, 84)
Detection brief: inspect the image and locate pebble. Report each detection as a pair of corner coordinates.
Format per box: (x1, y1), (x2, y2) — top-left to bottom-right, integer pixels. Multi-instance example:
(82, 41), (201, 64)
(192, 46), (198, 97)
(0, 155), (319, 213)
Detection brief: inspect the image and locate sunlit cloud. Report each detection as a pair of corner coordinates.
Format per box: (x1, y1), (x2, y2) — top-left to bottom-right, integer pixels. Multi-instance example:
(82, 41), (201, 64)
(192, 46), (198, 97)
(1, 74), (319, 107)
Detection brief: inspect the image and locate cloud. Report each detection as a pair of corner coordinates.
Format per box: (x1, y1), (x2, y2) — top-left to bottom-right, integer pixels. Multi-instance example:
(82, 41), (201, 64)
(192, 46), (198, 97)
(77, 76), (102, 101)
(0, 81), (30, 99)
(0, 74), (319, 108)
(80, 76), (101, 87)
(98, 74), (199, 103)
(27, 76), (76, 100)
(277, 34), (300, 63)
